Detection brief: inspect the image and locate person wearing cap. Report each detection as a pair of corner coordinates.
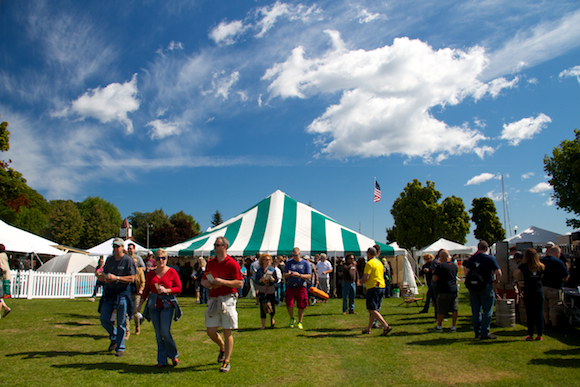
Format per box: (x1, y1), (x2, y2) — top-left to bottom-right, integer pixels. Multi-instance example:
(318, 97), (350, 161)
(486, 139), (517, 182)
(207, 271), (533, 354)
(98, 237), (136, 357)
(284, 247), (312, 329)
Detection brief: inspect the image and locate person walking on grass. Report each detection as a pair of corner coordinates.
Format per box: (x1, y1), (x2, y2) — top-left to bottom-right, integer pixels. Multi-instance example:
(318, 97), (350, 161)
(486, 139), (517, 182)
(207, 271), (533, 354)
(431, 250), (458, 333)
(464, 240), (502, 340)
(361, 247), (392, 336)
(284, 247), (311, 330)
(513, 248), (545, 341)
(98, 238), (136, 357)
(201, 236), (243, 373)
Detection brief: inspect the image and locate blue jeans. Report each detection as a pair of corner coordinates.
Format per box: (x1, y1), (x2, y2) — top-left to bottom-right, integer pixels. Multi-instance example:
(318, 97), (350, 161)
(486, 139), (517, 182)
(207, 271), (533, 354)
(342, 281), (356, 312)
(150, 306), (178, 365)
(469, 283), (495, 337)
(421, 285), (434, 312)
(100, 296), (128, 351)
(200, 286), (208, 304)
(91, 280), (104, 298)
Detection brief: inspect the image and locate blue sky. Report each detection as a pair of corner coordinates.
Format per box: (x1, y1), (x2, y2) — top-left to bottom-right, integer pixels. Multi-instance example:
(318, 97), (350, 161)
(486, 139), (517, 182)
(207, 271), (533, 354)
(1, 0), (580, 247)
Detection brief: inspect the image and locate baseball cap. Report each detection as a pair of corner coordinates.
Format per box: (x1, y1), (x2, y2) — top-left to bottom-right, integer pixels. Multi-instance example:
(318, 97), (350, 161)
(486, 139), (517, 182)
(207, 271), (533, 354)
(113, 237), (124, 247)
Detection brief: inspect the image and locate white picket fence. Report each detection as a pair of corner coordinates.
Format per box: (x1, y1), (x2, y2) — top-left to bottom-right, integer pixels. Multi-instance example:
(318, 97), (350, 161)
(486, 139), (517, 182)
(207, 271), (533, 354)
(8, 270), (102, 299)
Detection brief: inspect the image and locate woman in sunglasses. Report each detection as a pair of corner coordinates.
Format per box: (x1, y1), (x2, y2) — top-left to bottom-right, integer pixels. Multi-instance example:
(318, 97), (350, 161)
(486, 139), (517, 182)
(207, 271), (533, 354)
(140, 249), (183, 368)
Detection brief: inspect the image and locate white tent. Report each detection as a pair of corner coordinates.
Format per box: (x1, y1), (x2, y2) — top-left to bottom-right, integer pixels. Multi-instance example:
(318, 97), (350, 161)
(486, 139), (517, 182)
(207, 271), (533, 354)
(87, 238), (150, 256)
(37, 252), (99, 274)
(504, 225), (561, 246)
(0, 219), (62, 255)
(166, 189), (396, 257)
(417, 238), (475, 257)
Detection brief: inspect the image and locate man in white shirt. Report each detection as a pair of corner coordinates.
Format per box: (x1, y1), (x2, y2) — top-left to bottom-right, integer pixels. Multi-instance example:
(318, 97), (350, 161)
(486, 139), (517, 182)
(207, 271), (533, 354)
(316, 253), (333, 299)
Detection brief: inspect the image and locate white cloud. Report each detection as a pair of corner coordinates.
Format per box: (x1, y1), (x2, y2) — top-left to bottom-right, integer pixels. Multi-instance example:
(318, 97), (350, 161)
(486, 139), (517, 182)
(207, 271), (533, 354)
(209, 20), (246, 45)
(168, 41), (184, 51)
(465, 172), (500, 186)
(487, 190), (504, 201)
(263, 33), (514, 161)
(560, 65), (580, 84)
(209, 2), (321, 44)
(357, 9), (383, 24)
(201, 71), (241, 100)
(52, 74), (140, 133)
(146, 119), (182, 139)
(529, 182), (552, 193)
(545, 197), (554, 206)
(521, 172), (534, 180)
(483, 9), (580, 79)
(500, 113), (551, 146)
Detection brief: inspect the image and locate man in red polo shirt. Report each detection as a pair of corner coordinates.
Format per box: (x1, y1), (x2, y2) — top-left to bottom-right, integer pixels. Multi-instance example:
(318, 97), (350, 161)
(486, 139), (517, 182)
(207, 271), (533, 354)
(201, 236), (243, 373)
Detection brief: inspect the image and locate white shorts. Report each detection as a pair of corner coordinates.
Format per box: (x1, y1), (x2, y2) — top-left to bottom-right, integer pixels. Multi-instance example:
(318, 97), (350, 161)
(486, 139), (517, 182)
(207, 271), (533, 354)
(205, 295), (238, 330)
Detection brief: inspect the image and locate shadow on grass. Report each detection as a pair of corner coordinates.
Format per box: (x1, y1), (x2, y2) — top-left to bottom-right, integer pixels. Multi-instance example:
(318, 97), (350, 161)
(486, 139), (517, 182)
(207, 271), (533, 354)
(529, 358), (580, 368)
(51, 361), (217, 374)
(57, 321), (99, 327)
(544, 347), (580, 356)
(57, 313), (100, 320)
(57, 333), (106, 340)
(6, 350), (107, 359)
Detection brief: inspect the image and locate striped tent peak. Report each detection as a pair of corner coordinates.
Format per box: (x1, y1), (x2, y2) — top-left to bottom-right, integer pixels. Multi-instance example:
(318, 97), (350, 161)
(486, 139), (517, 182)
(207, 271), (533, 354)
(165, 189), (394, 257)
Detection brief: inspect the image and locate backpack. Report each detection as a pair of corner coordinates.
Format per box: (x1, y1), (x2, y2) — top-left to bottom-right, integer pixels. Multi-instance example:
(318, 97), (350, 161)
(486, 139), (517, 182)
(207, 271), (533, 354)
(465, 261), (486, 291)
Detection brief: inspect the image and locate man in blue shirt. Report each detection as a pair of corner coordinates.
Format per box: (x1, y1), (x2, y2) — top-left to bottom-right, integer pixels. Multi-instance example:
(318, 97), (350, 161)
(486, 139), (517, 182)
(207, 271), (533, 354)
(283, 247), (311, 329)
(541, 246), (569, 328)
(464, 240), (502, 340)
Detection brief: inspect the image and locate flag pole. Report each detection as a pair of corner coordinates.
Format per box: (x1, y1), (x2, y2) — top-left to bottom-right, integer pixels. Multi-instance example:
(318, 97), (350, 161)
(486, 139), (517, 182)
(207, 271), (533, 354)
(373, 177), (376, 239)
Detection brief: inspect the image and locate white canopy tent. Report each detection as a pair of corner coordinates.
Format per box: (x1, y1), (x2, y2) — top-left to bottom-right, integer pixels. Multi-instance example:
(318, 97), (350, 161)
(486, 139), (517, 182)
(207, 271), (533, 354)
(417, 238), (475, 257)
(0, 219), (62, 255)
(504, 225), (561, 246)
(87, 238), (150, 257)
(37, 252), (99, 274)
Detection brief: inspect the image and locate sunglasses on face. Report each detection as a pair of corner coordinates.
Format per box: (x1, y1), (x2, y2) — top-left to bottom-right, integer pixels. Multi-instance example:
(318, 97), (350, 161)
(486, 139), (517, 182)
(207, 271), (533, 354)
(156, 256), (167, 261)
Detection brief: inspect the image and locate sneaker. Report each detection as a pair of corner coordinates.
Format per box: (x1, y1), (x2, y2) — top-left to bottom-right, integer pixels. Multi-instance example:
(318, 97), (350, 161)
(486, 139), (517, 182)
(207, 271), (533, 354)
(2, 308), (11, 318)
(297, 322), (303, 330)
(480, 334), (497, 340)
(217, 349), (225, 363)
(289, 318), (295, 328)
(450, 326), (457, 332)
(219, 361), (231, 373)
(429, 326), (444, 333)
(115, 350), (124, 357)
(525, 335), (534, 341)
(535, 336), (543, 341)
(172, 358), (179, 367)
(108, 342), (117, 352)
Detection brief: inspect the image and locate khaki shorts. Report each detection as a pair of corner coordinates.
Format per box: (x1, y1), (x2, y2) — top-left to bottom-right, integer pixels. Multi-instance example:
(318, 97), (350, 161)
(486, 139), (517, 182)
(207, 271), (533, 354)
(205, 295), (238, 330)
(543, 286), (563, 315)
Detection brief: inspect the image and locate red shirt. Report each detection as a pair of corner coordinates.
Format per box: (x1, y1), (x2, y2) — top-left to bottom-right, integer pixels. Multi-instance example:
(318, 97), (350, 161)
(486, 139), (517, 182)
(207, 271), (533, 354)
(143, 268), (182, 308)
(203, 255), (243, 297)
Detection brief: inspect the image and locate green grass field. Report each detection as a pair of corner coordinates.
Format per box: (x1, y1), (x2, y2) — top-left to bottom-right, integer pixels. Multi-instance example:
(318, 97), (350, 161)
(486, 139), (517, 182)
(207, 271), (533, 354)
(1, 286), (579, 387)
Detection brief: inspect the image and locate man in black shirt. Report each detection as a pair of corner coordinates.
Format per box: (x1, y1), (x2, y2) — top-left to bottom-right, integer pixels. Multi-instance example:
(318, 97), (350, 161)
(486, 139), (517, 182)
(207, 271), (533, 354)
(432, 250), (458, 332)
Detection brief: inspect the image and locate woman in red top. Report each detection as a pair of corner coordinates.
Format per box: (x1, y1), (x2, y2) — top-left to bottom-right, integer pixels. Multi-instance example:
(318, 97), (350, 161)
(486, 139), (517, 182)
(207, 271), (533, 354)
(140, 249), (182, 368)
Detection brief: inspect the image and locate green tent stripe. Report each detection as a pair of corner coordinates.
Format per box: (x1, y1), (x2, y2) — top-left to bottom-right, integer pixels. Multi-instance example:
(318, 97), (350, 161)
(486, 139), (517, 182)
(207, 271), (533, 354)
(311, 212), (327, 254)
(223, 218), (243, 246)
(341, 228), (361, 255)
(277, 195), (297, 256)
(179, 237), (209, 256)
(243, 196), (271, 256)
(375, 241), (395, 256)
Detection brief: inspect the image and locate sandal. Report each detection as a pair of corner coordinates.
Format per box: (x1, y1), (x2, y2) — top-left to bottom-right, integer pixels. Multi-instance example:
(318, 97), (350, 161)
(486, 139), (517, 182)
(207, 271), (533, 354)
(362, 328), (371, 334)
(380, 326), (393, 336)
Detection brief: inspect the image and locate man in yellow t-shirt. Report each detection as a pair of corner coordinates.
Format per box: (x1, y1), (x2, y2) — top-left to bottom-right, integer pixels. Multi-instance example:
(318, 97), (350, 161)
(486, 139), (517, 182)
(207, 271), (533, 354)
(361, 247), (392, 336)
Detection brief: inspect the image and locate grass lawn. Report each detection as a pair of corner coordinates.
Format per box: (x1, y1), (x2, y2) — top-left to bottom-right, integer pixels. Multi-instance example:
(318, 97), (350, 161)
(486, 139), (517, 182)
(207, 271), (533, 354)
(1, 286), (579, 387)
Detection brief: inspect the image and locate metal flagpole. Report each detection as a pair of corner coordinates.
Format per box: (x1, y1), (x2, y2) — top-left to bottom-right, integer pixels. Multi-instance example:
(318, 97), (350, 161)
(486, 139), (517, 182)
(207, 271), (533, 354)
(373, 177), (376, 239)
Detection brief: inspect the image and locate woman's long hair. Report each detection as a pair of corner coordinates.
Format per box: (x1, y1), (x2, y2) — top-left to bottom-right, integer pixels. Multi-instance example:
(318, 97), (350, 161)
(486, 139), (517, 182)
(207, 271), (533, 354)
(524, 248), (544, 273)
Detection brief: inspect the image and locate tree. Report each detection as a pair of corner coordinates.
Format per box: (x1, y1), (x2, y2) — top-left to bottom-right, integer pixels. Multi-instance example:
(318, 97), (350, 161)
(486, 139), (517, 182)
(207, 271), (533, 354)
(387, 179), (470, 249)
(544, 129), (580, 228)
(170, 210), (200, 241)
(49, 200), (84, 246)
(211, 210), (223, 227)
(470, 197), (505, 245)
(78, 197), (123, 247)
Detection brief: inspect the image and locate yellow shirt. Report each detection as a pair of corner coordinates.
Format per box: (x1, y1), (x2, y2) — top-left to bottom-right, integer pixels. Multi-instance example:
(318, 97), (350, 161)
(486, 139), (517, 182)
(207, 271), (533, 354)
(363, 258), (385, 290)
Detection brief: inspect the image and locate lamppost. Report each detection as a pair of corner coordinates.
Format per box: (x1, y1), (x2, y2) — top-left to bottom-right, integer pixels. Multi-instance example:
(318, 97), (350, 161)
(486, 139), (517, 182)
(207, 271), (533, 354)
(146, 224), (152, 249)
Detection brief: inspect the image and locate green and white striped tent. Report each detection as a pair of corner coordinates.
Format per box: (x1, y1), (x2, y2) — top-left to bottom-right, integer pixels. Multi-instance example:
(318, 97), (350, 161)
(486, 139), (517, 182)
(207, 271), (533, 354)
(166, 189), (400, 257)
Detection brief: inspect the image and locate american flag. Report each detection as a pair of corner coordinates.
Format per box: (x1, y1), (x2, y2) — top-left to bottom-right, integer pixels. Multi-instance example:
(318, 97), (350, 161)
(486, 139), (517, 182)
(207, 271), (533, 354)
(374, 180), (381, 203)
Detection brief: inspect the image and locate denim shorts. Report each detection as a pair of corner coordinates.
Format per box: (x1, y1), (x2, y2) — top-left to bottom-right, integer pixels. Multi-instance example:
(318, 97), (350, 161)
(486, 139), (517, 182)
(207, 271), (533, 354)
(366, 287), (385, 311)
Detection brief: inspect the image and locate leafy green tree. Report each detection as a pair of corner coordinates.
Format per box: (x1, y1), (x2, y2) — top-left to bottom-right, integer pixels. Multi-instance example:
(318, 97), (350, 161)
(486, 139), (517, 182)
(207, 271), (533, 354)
(170, 210), (200, 241)
(470, 197), (505, 245)
(150, 223), (179, 248)
(544, 129), (580, 228)
(387, 180), (442, 249)
(387, 180), (471, 249)
(78, 197), (123, 247)
(211, 209), (223, 227)
(49, 200), (84, 246)
(0, 116), (9, 152)
(440, 196), (471, 244)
